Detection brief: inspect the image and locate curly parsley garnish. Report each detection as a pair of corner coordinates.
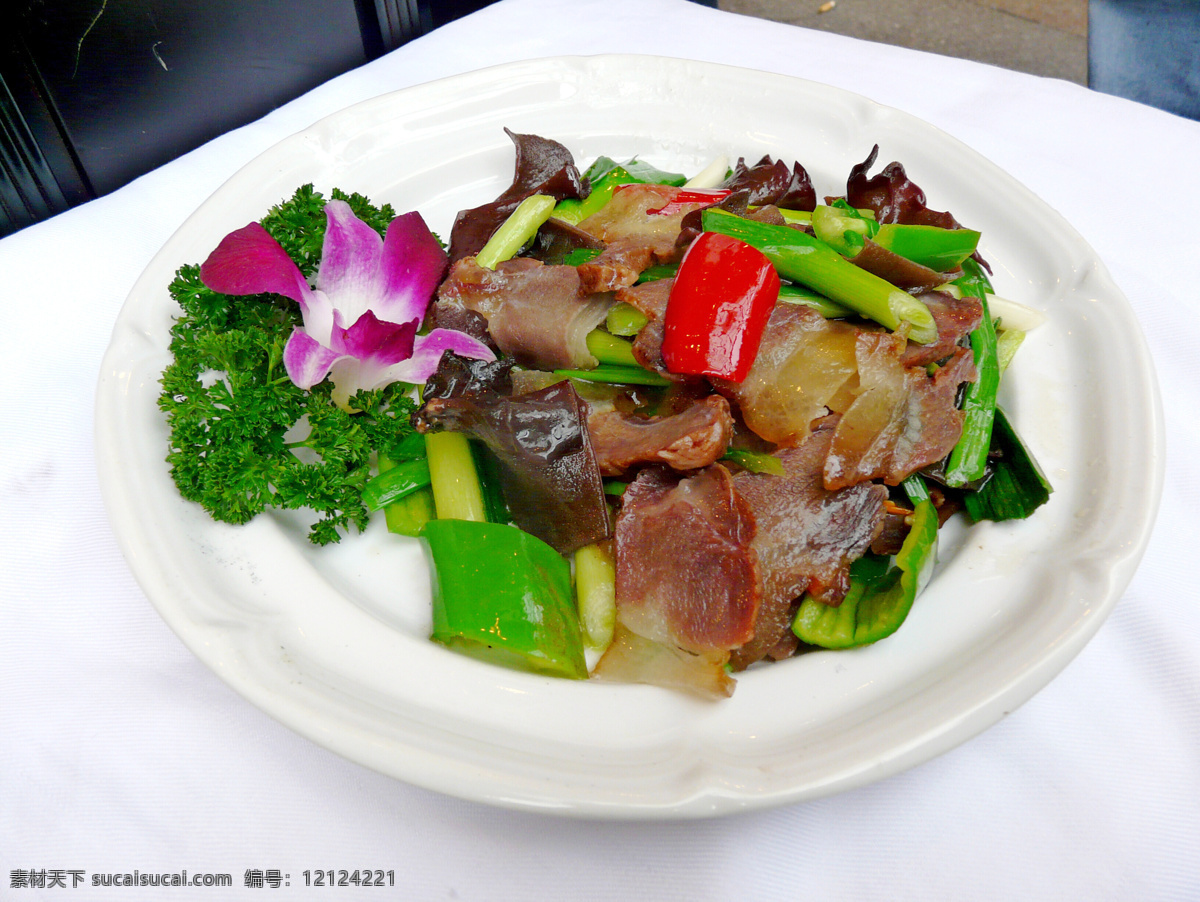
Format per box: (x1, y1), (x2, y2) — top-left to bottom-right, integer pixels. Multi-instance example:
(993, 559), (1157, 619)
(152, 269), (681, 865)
(158, 185), (417, 545)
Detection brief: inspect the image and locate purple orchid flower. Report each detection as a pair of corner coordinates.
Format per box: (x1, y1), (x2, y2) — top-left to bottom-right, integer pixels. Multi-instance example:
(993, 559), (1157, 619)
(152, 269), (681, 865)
(199, 199), (493, 408)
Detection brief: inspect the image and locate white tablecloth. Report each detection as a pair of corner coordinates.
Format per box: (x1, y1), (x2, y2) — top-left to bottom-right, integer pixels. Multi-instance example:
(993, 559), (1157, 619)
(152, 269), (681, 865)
(4, 0), (1198, 898)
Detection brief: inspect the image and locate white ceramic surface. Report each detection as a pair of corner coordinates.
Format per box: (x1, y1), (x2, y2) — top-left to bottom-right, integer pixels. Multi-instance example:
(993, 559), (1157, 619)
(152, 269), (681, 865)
(95, 55), (1163, 818)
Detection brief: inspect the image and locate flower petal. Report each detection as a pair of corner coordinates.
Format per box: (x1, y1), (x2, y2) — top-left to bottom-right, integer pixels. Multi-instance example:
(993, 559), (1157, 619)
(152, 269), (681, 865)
(317, 200), (386, 329)
(333, 309), (418, 366)
(327, 357), (373, 411)
(199, 222), (314, 308)
(376, 212), (449, 325)
(283, 328), (344, 390)
(381, 328), (496, 385)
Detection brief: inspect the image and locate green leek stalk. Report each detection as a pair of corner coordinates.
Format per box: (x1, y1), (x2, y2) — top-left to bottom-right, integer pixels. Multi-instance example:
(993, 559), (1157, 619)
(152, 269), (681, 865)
(574, 543), (616, 651)
(554, 364), (672, 387)
(605, 302), (650, 336)
(683, 155), (730, 189)
(476, 194), (557, 270)
(809, 202), (978, 271)
(963, 406), (1052, 521)
(702, 209), (937, 344)
(585, 330), (640, 367)
(902, 473), (931, 503)
(995, 328), (1026, 375)
(943, 258), (999, 486)
(811, 203), (875, 256)
(384, 488), (436, 537)
(792, 497), (938, 649)
(424, 432), (487, 522)
(777, 284), (855, 319)
(421, 519), (587, 679)
(374, 454), (435, 537)
(362, 457), (431, 512)
(776, 208), (813, 224)
(721, 448), (786, 476)
(469, 441), (511, 524)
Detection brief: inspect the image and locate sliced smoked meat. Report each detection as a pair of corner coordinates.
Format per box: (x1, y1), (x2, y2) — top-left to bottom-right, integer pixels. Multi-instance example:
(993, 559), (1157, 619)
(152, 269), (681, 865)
(576, 184), (712, 262)
(437, 256), (612, 371)
(614, 465), (759, 654)
(729, 420), (888, 669)
(577, 239), (656, 293)
(592, 625), (735, 699)
(824, 333), (976, 489)
(713, 303), (861, 446)
(588, 394), (734, 476)
(899, 291), (984, 368)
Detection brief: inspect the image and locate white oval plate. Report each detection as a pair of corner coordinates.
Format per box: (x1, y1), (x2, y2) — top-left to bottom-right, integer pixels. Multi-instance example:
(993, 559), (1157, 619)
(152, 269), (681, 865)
(95, 55), (1163, 818)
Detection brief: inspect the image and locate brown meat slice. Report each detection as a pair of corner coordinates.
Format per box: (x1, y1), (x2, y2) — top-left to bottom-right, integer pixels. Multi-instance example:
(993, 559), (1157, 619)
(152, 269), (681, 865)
(610, 278), (692, 384)
(614, 465), (759, 654)
(713, 303), (862, 446)
(437, 256), (612, 370)
(616, 277), (673, 321)
(577, 239), (656, 293)
(729, 420), (888, 669)
(576, 184), (709, 261)
(900, 291), (983, 368)
(588, 395), (734, 476)
(825, 332), (976, 489)
(629, 317), (676, 381)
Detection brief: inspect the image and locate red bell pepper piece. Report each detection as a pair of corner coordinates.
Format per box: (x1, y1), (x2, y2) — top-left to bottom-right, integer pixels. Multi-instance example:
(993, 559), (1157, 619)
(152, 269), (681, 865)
(661, 231), (781, 382)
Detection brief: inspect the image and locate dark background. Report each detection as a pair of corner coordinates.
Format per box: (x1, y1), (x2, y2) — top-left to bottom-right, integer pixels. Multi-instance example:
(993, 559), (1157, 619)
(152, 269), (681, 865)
(3, 0), (1190, 238)
(1, 0), (504, 237)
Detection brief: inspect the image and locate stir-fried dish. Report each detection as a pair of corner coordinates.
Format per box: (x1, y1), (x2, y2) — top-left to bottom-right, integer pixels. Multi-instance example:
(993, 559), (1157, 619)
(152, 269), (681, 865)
(160, 130), (1051, 698)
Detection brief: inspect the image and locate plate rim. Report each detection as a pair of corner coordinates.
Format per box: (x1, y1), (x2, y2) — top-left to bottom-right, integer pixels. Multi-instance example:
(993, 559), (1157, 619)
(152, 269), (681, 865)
(94, 53), (1165, 818)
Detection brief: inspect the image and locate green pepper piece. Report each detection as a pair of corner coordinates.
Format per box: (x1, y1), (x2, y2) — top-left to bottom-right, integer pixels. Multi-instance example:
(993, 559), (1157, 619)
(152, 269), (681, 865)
(552, 165), (636, 224)
(421, 519), (587, 679)
(792, 498), (938, 649)
(618, 158), (688, 186)
(873, 223), (981, 271)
